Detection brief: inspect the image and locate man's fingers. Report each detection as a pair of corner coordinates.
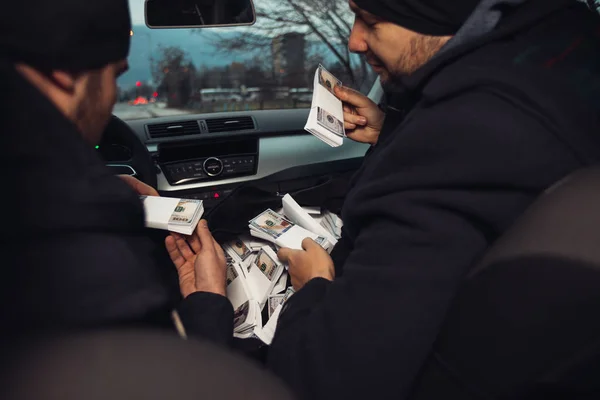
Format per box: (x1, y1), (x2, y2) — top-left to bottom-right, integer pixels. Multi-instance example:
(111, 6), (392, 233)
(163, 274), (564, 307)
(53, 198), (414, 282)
(335, 86), (372, 108)
(187, 233), (202, 253)
(174, 233), (195, 260)
(301, 237), (318, 251)
(213, 239), (227, 265)
(344, 121), (357, 130)
(344, 111), (367, 126)
(165, 235), (185, 268)
(195, 220), (215, 252)
(277, 247), (293, 263)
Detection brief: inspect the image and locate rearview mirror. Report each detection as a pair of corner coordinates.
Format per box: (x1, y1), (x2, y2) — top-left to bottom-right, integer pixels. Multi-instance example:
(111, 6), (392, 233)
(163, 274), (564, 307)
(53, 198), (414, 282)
(145, 0), (256, 29)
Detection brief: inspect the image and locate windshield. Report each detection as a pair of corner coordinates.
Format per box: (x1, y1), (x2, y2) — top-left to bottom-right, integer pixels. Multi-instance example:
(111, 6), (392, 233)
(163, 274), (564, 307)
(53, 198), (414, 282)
(115, 0), (377, 120)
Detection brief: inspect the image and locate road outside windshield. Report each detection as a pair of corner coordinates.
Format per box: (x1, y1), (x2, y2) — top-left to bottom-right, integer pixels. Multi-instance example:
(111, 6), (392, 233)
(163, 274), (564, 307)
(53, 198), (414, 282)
(114, 0), (377, 120)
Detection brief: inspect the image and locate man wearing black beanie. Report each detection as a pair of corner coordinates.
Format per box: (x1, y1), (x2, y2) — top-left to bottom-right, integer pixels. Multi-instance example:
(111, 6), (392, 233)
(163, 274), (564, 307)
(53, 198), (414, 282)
(241, 0), (600, 398)
(0, 1), (232, 345)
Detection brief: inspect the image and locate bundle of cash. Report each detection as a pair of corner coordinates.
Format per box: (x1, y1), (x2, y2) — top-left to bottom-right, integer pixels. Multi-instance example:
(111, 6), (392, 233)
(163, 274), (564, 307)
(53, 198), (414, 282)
(267, 286), (295, 319)
(223, 239), (288, 341)
(140, 196), (204, 235)
(245, 246), (286, 308)
(282, 194), (337, 246)
(255, 287), (295, 345)
(321, 210), (343, 240)
(304, 64), (346, 147)
(220, 194), (344, 344)
(249, 209), (333, 253)
(226, 261), (261, 338)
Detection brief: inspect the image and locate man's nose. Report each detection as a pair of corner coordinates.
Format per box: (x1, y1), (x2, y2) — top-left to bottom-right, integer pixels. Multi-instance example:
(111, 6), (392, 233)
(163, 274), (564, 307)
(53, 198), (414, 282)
(348, 19), (368, 54)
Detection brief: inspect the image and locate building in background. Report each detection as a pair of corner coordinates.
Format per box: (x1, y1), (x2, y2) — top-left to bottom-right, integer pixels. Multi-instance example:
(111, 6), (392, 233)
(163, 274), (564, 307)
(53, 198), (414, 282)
(272, 32), (306, 88)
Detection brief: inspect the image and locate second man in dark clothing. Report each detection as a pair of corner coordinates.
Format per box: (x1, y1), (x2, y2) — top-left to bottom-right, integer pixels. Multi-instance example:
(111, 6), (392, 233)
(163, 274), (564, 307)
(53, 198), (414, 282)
(172, 0), (600, 398)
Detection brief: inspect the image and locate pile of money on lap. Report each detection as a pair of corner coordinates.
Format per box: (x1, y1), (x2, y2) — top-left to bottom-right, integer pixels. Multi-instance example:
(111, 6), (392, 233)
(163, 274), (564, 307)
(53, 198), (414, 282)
(222, 194), (343, 344)
(139, 192), (343, 344)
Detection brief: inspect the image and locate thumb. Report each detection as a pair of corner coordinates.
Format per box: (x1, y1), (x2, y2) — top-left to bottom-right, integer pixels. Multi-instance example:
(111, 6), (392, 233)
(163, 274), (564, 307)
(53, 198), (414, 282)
(301, 237), (318, 251)
(335, 86), (371, 108)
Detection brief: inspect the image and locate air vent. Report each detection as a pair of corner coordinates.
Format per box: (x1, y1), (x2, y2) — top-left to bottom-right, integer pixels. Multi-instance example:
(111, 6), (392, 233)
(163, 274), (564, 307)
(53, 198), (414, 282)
(147, 120), (201, 138)
(204, 116), (255, 133)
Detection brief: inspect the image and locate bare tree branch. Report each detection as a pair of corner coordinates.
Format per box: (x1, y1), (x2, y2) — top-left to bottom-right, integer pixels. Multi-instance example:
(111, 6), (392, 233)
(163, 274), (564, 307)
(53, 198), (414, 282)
(205, 0), (364, 86)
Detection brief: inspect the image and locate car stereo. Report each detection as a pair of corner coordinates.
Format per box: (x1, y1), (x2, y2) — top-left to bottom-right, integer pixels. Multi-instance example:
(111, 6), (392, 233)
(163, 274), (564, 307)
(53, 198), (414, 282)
(157, 137), (258, 186)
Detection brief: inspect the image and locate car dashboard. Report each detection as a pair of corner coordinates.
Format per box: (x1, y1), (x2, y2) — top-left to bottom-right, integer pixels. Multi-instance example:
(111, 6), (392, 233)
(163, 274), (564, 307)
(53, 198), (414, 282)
(102, 108), (369, 210)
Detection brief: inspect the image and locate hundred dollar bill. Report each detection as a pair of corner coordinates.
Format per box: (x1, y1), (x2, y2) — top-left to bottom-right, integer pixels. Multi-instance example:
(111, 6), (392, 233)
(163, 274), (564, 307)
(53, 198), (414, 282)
(255, 248), (280, 281)
(233, 301), (250, 330)
(246, 246), (285, 308)
(249, 209), (333, 253)
(225, 238), (253, 263)
(249, 209), (294, 239)
(256, 288), (295, 345)
(317, 107), (345, 137)
(226, 262), (239, 286)
(268, 294), (285, 318)
(140, 196), (204, 235)
(268, 285), (295, 318)
(303, 64), (346, 147)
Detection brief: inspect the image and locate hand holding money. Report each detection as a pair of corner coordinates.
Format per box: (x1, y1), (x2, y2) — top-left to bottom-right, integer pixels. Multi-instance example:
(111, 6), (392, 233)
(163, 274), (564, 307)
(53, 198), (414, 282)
(211, 195), (343, 343)
(277, 237), (335, 291)
(248, 209), (333, 253)
(334, 86), (385, 145)
(166, 220), (227, 298)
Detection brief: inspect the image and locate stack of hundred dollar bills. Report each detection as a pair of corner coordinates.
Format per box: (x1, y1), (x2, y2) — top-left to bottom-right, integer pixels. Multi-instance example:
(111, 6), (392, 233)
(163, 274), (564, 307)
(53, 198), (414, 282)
(304, 64), (346, 147)
(222, 194), (343, 344)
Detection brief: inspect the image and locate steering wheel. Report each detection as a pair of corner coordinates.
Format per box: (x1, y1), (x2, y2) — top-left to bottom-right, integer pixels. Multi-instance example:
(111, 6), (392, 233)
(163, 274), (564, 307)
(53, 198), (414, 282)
(99, 115), (158, 188)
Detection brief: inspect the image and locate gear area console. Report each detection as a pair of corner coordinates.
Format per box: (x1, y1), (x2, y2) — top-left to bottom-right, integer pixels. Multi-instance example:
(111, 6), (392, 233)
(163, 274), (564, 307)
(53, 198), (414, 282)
(157, 137), (258, 186)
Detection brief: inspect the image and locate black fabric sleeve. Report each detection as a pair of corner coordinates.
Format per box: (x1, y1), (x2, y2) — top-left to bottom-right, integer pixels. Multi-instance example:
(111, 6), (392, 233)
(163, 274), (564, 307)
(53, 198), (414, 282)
(177, 292), (234, 346)
(277, 278), (331, 329)
(265, 90), (582, 399)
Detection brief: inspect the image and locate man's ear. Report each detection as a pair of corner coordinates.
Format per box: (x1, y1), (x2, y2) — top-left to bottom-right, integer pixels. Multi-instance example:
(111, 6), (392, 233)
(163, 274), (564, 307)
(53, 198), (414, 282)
(49, 70), (78, 93)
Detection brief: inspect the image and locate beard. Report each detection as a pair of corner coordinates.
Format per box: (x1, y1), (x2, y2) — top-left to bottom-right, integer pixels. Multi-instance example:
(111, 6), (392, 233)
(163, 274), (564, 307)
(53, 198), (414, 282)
(371, 34), (450, 93)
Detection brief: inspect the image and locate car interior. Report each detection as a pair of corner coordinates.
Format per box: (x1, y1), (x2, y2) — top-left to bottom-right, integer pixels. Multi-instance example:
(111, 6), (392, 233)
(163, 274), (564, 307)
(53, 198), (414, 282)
(101, 0), (379, 211)
(101, 108), (372, 210)
(75, 0), (600, 396)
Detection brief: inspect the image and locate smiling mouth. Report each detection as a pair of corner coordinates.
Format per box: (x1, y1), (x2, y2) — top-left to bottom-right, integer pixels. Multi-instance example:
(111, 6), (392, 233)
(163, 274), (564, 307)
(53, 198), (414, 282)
(367, 59), (383, 68)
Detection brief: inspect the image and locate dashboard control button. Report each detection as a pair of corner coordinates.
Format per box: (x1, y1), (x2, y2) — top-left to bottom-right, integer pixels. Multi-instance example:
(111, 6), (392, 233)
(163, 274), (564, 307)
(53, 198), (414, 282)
(203, 157), (224, 177)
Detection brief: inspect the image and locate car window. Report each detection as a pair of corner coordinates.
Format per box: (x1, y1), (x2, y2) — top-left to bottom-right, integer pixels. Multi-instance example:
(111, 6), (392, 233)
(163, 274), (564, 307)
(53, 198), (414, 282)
(115, 0), (377, 121)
